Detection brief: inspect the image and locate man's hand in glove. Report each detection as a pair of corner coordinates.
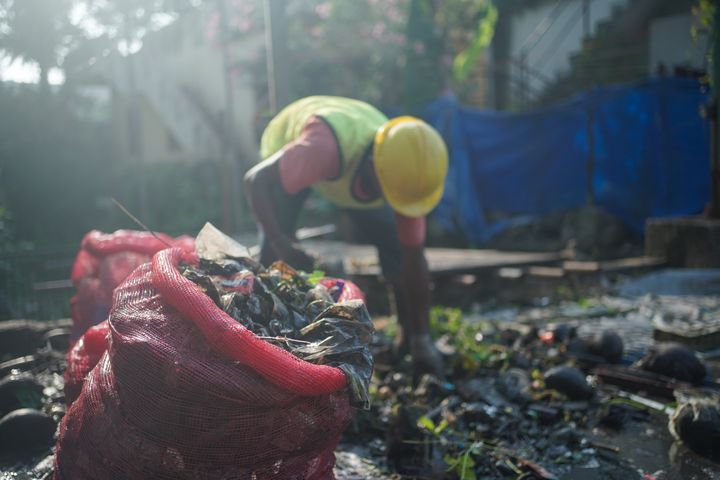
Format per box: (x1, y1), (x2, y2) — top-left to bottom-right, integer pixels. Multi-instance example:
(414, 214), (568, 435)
(273, 239), (317, 272)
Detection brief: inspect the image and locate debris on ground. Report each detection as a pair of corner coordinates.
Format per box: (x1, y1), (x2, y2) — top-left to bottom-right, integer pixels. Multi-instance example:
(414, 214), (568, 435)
(636, 343), (708, 385)
(344, 291), (720, 480)
(1, 264), (720, 479)
(484, 206), (642, 260)
(0, 319), (67, 475)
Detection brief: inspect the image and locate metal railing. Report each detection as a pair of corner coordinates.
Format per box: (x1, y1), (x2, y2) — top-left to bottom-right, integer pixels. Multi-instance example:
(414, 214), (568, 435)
(0, 247), (76, 321)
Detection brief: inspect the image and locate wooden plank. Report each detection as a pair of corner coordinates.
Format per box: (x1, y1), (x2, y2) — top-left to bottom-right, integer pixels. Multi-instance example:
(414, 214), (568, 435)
(302, 241), (561, 277)
(560, 257), (666, 275)
(563, 260), (601, 272)
(498, 267), (525, 279)
(527, 266), (566, 278)
(600, 256), (666, 272)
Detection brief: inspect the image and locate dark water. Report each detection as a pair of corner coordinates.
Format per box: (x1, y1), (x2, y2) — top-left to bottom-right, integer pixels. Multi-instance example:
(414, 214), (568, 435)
(586, 412), (720, 480)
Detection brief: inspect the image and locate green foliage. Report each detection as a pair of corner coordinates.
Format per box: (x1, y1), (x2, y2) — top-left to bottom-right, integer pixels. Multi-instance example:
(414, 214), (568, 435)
(75, 0), (203, 41)
(402, 0), (442, 113)
(111, 160), (226, 238)
(305, 269), (326, 286)
(452, 3), (497, 83)
(444, 442), (482, 480)
(694, 0), (718, 89)
(429, 306), (465, 335)
(281, 0), (409, 107)
(240, 0), (500, 110)
(417, 415), (448, 436)
(1, 0), (206, 84)
(429, 306), (508, 373)
(0, 0), (76, 84)
(2, 0), (500, 108)
(401, 0), (498, 110)
(0, 86), (115, 248)
(0, 85), (230, 248)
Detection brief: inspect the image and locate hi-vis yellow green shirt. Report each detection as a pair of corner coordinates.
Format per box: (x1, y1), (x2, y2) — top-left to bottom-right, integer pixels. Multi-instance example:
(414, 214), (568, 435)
(260, 96), (387, 209)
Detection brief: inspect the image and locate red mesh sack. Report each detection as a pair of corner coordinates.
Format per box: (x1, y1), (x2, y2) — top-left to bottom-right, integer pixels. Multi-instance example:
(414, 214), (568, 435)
(63, 321), (109, 405)
(54, 248), (364, 480)
(70, 230), (194, 341)
(63, 265), (367, 409)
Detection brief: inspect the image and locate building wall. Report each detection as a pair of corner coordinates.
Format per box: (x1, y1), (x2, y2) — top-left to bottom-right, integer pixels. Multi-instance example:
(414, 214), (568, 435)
(138, 9), (264, 162)
(98, 4), (263, 166)
(649, 14), (708, 74)
(111, 93), (191, 165)
(507, 0), (631, 100)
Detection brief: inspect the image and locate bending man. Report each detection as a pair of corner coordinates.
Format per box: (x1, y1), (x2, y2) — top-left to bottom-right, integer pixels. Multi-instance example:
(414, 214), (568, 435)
(244, 96), (448, 376)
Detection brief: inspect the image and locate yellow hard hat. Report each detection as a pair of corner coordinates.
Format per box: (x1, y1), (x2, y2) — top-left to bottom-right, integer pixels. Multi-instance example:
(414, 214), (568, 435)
(373, 116), (449, 218)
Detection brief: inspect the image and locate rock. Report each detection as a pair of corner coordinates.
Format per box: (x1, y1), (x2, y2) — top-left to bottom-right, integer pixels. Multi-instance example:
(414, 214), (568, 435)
(514, 326), (539, 348)
(32, 453), (56, 478)
(494, 459), (516, 476)
(636, 343), (706, 384)
(528, 404), (561, 424)
(545, 444), (571, 459)
(586, 330), (624, 364)
(544, 366), (594, 401)
(386, 372), (409, 390)
(561, 205), (636, 259)
(498, 328), (522, 346)
(496, 368), (531, 403)
(551, 425), (581, 447)
(551, 324), (577, 343)
(510, 354), (532, 369)
(334, 445), (391, 480)
(598, 403), (648, 431)
(457, 378), (506, 406)
(414, 374), (452, 398)
(669, 399), (720, 462)
(377, 385), (393, 401)
(0, 374), (44, 417)
(461, 402), (498, 424)
(0, 408), (56, 453)
(485, 205), (638, 259)
(567, 330), (624, 366)
(566, 338), (590, 356)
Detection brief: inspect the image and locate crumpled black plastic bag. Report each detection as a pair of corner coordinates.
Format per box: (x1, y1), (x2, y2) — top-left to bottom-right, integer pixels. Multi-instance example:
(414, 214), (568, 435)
(181, 258), (374, 408)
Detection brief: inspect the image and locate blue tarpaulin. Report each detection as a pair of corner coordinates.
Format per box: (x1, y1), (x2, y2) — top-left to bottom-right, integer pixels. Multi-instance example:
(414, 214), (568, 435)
(425, 78), (711, 243)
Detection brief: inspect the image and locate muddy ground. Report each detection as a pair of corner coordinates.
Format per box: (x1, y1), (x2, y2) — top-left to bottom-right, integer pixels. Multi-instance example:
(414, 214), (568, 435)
(1, 270), (719, 480)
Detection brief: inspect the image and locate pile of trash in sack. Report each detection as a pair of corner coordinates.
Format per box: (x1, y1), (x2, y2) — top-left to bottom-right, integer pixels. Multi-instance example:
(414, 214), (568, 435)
(56, 223), (374, 479)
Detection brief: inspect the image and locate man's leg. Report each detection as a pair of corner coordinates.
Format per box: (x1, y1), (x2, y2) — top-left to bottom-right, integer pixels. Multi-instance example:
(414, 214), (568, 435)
(259, 185), (310, 266)
(342, 206), (410, 352)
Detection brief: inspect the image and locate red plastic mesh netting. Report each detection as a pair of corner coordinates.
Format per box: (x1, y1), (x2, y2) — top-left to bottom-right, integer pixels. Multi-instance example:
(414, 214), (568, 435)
(70, 230), (194, 341)
(63, 320), (109, 405)
(54, 248), (358, 479)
